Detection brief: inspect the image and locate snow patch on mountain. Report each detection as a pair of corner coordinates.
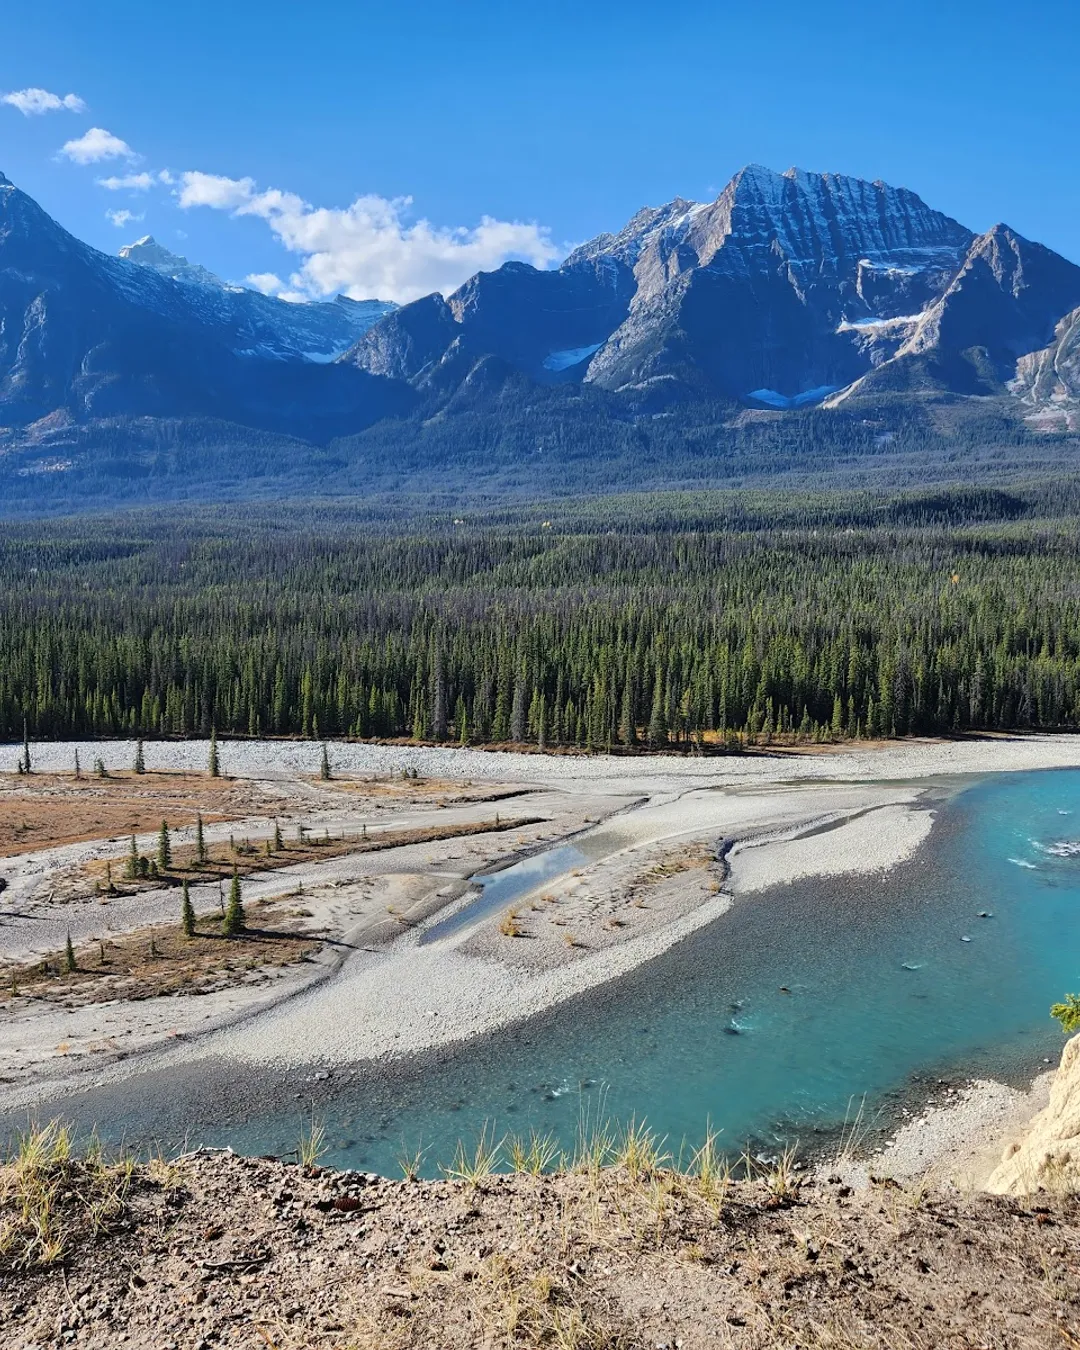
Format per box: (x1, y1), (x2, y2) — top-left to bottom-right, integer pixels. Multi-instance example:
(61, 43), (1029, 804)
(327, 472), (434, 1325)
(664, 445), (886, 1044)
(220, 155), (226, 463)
(543, 343), (604, 372)
(748, 386), (842, 408)
(838, 313), (926, 332)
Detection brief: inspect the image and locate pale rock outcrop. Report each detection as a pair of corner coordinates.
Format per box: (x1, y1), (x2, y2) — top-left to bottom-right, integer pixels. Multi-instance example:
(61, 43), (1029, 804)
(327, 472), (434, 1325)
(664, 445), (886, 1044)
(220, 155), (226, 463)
(986, 1033), (1080, 1195)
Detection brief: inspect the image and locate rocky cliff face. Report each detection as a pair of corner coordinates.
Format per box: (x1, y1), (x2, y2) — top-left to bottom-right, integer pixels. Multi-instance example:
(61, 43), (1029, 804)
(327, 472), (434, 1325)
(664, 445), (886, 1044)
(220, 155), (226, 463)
(349, 163), (1080, 417)
(986, 1034), (1080, 1195)
(578, 165), (974, 399)
(1009, 304), (1080, 431)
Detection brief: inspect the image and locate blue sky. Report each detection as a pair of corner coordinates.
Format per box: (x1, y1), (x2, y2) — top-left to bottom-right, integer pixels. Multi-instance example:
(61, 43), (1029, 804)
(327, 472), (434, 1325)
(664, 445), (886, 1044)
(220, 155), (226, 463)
(2, 0), (1079, 303)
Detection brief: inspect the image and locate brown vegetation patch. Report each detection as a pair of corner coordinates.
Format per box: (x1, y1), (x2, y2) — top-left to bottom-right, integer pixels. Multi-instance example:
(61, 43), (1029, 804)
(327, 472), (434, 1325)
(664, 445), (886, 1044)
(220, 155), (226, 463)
(1, 1145), (1078, 1348)
(70, 815), (544, 902)
(0, 901), (321, 1006)
(0, 772), (265, 858)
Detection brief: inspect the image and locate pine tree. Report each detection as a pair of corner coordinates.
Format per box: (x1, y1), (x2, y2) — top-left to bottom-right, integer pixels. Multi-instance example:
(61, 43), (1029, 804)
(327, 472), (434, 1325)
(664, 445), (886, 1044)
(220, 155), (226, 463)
(223, 865), (245, 936)
(431, 644), (447, 743)
(195, 812), (207, 864)
(74, 749), (81, 780)
(180, 879), (196, 938)
(320, 742), (331, 781)
(208, 729), (220, 778)
(21, 721), (30, 775)
(648, 669), (668, 748)
(64, 932), (76, 973)
(273, 819), (283, 851)
(134, 738), (146, 774)
(510, 679), (527, 744)
(157, 820), (172, 871)
(126, 835), (140, 880)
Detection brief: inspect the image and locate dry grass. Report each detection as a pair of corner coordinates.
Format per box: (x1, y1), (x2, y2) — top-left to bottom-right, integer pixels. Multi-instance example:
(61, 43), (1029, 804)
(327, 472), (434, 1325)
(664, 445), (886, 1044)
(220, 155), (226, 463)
(2, 1143), (1079, 1348)
(0, 900), (321, 1006)
(0, 1121), (133, 1271)
(74, 814), (544, 899)
(499, 908), (524, 938)
(0, 771), (255, 856)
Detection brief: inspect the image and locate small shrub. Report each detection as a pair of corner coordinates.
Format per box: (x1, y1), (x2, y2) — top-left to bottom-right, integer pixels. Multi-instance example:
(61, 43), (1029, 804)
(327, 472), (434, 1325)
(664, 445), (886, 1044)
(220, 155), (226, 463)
(1051, 993), (1080, 1034)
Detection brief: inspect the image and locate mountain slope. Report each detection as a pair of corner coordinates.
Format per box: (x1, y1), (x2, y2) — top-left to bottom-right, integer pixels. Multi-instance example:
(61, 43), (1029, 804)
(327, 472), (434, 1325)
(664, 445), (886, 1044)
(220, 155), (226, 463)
(832, 224), (1080, 403)
(0, 172), (412, 442)
(349, 164), (1080, 422)
(118, 235), (395, 361)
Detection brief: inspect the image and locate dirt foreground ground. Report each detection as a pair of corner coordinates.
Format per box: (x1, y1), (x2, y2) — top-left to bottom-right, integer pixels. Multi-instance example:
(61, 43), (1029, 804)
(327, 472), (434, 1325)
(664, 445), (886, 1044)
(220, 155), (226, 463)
(2, 1144), (1078, 1349)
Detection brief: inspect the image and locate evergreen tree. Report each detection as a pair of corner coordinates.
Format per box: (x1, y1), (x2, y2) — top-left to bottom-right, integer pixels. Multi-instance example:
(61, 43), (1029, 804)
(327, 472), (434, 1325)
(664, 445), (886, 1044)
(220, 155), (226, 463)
(208, 729), (220, 778)
(195, 812), (207, 864)
(510, 678), (527, 744)
(180, 879), (196, 938)
(273, 819), (283, 851)
(64, 932), (76, 973)
(157, 820), (172, 871)
(320, 742), (331, 781)
(21, 721), (30, 775)
(74, 749), (81, 779)
(431, 644), (447, 743)
(648, 669), (668, 748)
(223, 865), (245, 936)
(134, 738), (146, 774)
(126, 834), (140, 880)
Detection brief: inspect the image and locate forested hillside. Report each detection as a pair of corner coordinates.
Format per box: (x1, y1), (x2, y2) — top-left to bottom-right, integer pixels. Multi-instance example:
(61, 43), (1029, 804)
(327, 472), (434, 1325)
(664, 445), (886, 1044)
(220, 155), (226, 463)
(4, 485), (1080, 748)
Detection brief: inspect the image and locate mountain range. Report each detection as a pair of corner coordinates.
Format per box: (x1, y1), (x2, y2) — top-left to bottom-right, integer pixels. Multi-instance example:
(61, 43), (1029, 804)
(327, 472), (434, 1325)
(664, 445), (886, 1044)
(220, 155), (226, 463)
(2, 163), (1079, 505)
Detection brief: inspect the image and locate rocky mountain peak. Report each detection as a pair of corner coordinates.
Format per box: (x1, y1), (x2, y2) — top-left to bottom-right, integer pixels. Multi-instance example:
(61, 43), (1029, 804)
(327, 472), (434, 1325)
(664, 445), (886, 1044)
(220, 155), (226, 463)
(119, 235), (227, 289)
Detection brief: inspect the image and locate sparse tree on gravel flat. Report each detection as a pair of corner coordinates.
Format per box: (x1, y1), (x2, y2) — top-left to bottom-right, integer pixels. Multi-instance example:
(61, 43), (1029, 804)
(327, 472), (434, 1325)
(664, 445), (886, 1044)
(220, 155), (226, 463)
(157, 820), (172, 871)
(223, 865), (245, 936)
(181, 879), (196, 938)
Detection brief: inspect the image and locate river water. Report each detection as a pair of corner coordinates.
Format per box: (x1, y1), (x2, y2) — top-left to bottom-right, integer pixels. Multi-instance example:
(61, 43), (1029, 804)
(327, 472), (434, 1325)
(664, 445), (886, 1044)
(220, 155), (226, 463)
(11, 769), (1080, 1174)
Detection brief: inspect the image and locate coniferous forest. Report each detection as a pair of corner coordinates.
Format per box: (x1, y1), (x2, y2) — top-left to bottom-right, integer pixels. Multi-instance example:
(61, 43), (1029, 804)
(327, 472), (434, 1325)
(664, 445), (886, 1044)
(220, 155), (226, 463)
(4, 482), (1080, 751)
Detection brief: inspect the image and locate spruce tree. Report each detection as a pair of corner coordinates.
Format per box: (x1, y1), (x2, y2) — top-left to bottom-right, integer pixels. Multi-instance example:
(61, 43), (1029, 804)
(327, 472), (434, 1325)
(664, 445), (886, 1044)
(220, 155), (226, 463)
(74, 749), (81, 780)
(273, 819), (283, 851)
(223, 865), (245, 936)
(126, 835), (140, 880)
(157, 820), (172, 871)
(64, 932), (76, 973)
(21, 721), (30, 775)
(180, 879), (196, 938)
(195, 812), (207, 865)
(208, 729), (220, 778)
(134, 738), (146, 774)
(320, 742), (331, 781)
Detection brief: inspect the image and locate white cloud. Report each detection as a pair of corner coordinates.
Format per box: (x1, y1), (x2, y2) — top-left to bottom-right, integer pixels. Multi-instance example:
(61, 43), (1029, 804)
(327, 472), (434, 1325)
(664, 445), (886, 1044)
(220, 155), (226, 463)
(2, 87), (85, 116)
(245, 272), (286, 295)
(97, 171), (154, 191)
(59, 127), (137, 165)
(106, 208), (144, 229)
(177, 170), (560, 304)
(177, 171), (256, 212)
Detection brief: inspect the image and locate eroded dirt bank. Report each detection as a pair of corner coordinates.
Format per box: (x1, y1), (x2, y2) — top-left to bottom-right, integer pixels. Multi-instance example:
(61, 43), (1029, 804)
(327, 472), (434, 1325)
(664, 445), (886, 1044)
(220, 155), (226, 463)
(2, 1146), (1077, 1350)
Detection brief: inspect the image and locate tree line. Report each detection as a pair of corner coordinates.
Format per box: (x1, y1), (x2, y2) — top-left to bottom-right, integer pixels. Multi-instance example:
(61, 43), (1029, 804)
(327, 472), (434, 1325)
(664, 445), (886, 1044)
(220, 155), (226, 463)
(4, 493), (1080, 748)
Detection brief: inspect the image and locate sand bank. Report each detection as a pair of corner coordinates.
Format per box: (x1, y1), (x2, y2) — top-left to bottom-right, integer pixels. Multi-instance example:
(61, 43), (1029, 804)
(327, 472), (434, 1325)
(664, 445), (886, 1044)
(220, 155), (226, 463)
(3, 733), (1080, 1129)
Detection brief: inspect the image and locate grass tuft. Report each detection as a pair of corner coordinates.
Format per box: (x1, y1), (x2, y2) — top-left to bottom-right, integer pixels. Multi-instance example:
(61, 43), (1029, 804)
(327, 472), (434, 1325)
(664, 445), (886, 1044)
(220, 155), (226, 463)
(0, 1120), (133, 1270)
(441, 1123), (504, 1186)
